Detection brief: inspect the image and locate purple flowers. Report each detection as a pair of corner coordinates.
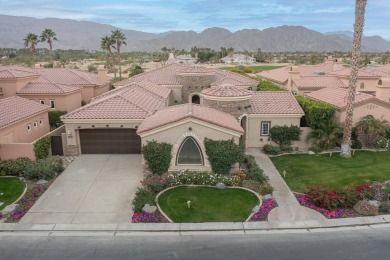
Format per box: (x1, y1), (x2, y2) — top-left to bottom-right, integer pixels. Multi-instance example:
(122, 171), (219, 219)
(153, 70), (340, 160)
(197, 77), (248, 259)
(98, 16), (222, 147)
(251, 198), (278, 221)
(132, 211), (168, 223)
(295, 193), (357, 219)
(5, 185), (47, 223)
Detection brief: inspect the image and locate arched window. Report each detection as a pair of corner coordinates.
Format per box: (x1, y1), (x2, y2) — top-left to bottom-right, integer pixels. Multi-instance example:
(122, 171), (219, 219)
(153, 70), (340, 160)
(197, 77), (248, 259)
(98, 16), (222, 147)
(191, 95), (200, 104)
(177, 137), (203, 165)
(378, 79), (383, 85)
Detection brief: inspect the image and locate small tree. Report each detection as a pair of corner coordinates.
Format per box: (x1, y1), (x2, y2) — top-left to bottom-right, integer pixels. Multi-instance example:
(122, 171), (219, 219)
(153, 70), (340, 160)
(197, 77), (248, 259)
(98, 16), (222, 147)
(269, 125), (301, 148)
(307, 120), (343, 150)
(355, 115), (390, 148)
(143, 140), (172, 175)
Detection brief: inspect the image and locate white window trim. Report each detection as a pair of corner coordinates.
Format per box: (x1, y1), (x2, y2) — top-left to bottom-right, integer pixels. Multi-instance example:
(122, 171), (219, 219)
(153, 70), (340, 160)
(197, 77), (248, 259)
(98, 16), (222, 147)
(176, 137), (204, 166)
(27, 124), (32, 131)
(33, 121), (38, 128)
(261, 121), (271, 136)
(39, 118), (44, 126)
(40, 100), (45, 105)
(50, 100), (55, 108)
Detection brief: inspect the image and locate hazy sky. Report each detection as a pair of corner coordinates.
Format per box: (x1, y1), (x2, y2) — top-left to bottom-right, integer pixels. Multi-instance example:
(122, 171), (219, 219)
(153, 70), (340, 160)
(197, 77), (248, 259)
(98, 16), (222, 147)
(1, 0), (389, 39)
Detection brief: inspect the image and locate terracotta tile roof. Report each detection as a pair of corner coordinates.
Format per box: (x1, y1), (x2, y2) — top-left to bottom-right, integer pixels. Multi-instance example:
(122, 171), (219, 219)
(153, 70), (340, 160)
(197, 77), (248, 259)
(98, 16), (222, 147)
(0, 66), (39, 79)
(210, 77), (250, 87)
(202, 84), (253, 97)
(298, 63), (336, 76)
(176, 65), (213, 74)
(63, 85), (167, 120)
(305, 88), (383, 109)
(257, 66), (290, 84)
(137, 103), (244, 134)
(17, 82), (81, 94)
(294, 76), (346, 89)
(212, 69), (258, 85)
(34, 68), (107, 85)
(330, 68), (380, 78)
(0, 96), (50, 129)
(111, 80), (170, 99)
(249, 91), (304, 115)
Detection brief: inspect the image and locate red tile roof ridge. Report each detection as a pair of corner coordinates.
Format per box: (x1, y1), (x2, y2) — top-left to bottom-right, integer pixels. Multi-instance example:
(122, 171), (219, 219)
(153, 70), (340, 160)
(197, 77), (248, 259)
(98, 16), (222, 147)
(0, 65), (39, 79)
(17, 82), (81, 94)
(202, 84), (253, 97)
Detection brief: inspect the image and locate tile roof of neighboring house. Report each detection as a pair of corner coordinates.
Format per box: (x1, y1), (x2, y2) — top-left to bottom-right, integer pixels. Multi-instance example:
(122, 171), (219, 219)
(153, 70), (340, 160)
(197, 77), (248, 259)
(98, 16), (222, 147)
(176, 65), (213, 74)
(137, 103), (244, 134)
(249, 91), (304, 115)
(202, 84), (253, 97)
(212, 69), (258, 85)
(17, 82), (81, 94)
(294, 76), (346, 89)
(256, 66), (290, 84)
(0, 96), (50, 129)
(62, 85), (167, 120)
(110, 80), (171, 99)
(330, 68), (380, 78)
(34, 68), (107, 85)
(298, 63), (336, 76)
(0, 66), (39, 79)
(305, 87), (388, 110)
(210, 77), (250, 87)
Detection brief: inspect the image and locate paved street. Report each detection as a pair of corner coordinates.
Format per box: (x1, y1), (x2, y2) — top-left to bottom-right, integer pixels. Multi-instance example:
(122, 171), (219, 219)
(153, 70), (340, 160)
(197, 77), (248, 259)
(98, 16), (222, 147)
(21, 154), (142, 224)
(0, 227), (390, 259)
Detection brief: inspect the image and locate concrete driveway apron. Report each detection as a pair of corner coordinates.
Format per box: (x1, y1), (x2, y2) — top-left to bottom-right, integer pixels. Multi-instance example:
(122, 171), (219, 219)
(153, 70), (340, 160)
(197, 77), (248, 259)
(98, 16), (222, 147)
(21, 154), (143, 224)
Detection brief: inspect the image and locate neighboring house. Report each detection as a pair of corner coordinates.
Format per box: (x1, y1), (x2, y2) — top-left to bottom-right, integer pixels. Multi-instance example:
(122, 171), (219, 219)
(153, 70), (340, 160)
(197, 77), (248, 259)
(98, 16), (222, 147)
(0, 65), (111, 109)
(221, 54), (256, 64)
(175, 54), (198, 64)
(62, 63), (303, 172)
(306, 87), (390, 126)
(0, 96), (50, 160)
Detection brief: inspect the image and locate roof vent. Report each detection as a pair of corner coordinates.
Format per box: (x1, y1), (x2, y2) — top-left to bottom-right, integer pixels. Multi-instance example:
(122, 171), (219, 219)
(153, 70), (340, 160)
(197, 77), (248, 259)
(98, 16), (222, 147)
(314, 71), (325, 76)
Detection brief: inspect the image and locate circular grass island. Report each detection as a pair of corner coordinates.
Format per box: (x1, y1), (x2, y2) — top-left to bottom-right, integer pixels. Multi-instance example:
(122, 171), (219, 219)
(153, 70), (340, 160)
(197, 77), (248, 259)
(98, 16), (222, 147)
(157, 186), (260, 223)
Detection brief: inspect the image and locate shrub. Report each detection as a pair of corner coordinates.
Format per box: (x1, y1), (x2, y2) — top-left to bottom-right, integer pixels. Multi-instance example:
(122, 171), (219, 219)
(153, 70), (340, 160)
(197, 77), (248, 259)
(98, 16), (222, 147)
(257, 80), (285, 91)
(0, 157), (33, 176)
(270, 125), (301, 147)
(48, 110), (67, 126)
(129, 65), (144, 77)
(143, 140), (172, 175)
(23, 158), (64, 180)
(204, 138), (244, 175)
(132, 187), (155, 213)
(295, 96), (336, 129)
(263, 144), (281, 155)
(305, 186), (359, 210)
(280, 145), (294, 153)
(308, 146), (322, 154)
(243, 68), (253, 73)
(355, 183), (375, 200)
(167, 171), (241, 187)
(141, 175), (168, 193)
(353, 199), (379, 216)
(34, 136), (51, 159)
(241, 154), (268, 184)
(379, 201), (390, 214)
(242, 180), (263, 194)
(261, 183), (274, 195)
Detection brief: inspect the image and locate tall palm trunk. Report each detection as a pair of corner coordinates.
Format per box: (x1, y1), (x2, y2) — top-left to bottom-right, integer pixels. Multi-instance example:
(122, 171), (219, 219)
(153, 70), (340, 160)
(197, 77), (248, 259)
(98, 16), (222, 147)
(340, 0), (367, 158)
(49, 42), (53, 64)
(117, 46), (121, 80)
(108, 49), (116, 78)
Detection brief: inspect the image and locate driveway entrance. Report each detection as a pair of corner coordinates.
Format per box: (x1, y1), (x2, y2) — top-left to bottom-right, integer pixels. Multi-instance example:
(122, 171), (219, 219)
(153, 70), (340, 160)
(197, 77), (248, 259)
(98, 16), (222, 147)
(21, 154), (143, 224)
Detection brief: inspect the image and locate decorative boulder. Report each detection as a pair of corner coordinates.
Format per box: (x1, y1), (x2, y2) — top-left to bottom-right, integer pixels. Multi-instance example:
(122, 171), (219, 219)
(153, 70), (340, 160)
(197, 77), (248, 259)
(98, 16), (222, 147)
(263, 194), (273, 200)
(216, 183), (226, 190)
(36, 180), (49, 185)
(369, 200), (380, 208)
(252, 205), (260, 213)
(308, 151), (315, 155)
(142, 204), (157, 213)
(1, 204), (19, 218)
(353, 200), (379, 216)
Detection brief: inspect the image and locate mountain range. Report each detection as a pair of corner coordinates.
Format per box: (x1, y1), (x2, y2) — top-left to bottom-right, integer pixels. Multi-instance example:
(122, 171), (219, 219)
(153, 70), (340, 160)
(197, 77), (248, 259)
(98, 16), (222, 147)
(1, 14), (390, 52)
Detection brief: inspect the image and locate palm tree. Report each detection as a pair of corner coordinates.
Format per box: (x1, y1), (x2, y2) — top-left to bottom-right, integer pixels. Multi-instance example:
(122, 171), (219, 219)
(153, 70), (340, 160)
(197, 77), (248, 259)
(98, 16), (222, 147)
(40, 28), (57, 64)
(355, 115), (390, 147)
(100, 35), (116, 78)
(307, 120), (343, 151)
(340, 0), (367, 158)
(23, 33), (39, 62)
(111, 29), (127, 80)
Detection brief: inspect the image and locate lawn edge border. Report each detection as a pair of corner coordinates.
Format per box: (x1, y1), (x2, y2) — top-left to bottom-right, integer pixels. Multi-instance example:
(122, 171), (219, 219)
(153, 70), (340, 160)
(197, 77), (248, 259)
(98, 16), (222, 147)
(0, 176), (27, 210)
(155, 185), (262, 223)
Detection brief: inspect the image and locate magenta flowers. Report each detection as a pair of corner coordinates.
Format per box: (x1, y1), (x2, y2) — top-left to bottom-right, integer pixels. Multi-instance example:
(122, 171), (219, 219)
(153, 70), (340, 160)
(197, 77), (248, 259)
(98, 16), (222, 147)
(251, 198), (278, 221)
(132, 211), (168, 223)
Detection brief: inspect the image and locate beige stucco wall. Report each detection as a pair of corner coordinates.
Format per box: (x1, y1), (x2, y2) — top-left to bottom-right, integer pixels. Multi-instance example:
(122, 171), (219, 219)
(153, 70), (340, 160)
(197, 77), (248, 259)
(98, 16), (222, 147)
(336, 100), (390, 126)
(246, 115), (302, 148)
(140, 119), (241, 172)
(0, 111), (50, 144)
(94, 83), (111, 98)
(18, 91), (82, 112)
(80, 85), (95, 103)
(0, 76), (40, 99)
(163, 85), (182, 105)
(0, 143), (35, 160)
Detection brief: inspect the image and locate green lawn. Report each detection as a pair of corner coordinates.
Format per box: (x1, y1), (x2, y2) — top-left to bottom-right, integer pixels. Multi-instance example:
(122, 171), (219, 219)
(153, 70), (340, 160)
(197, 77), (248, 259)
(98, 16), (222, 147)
(158, 186), (259, 222)
(0, 177), (25, 211)
(271, 151), (390, 193)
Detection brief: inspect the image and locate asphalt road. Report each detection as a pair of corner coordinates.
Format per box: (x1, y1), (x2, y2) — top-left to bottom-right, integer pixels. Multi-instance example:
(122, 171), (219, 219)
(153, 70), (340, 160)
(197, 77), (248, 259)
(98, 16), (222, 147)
(1, 228), (390, 260)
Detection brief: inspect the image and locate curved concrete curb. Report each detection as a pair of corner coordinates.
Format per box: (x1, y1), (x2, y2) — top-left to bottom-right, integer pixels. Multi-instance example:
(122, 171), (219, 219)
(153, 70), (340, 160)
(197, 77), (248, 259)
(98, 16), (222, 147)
(0, 177), (27, 209)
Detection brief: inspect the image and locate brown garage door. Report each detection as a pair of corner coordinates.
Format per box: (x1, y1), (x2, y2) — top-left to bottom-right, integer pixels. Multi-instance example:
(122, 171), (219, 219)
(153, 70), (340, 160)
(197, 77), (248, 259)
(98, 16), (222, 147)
(79, 129), (141, 154)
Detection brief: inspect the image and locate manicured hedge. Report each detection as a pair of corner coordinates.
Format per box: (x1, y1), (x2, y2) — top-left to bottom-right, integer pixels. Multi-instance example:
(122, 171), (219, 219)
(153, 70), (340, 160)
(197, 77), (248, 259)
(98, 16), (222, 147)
(48, 110), (67, 126)
(295, 96), (336, 129)
(143, 140), (172, 175)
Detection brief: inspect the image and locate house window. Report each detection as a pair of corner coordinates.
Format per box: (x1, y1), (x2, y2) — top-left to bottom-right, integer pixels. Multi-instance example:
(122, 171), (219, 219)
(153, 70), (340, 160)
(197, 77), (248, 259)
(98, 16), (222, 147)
(261, 121), (271, 136)
(33, 121), (38, 128)
(360, 82), (365, 89)
(177, 137), (203, 165)
(39, 118), (44, 126)
(27, 124), (32, 131)
(50, 100), (55, 108)
(40, 100), (45, 105)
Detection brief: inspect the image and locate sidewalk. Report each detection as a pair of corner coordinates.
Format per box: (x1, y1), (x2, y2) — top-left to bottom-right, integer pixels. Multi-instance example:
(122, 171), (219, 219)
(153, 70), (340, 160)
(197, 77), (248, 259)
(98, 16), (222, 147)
(246, 148), (326, 222)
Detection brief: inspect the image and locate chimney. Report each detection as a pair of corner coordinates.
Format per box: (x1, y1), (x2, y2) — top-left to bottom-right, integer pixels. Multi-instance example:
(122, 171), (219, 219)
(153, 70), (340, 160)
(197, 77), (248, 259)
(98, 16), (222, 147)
(97, 65), (108, 82)
(288, 66), (300, 91)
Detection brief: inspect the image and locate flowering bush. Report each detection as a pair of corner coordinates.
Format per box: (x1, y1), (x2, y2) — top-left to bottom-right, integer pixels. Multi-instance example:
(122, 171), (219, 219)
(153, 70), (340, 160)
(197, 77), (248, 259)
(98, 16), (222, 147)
(167, 171), (241, 187)
(131, 211), (168, 223)
(141, 175), (168, 193)
(295, 193), (357, 219)
(5, 184), (47, 223)
(132, 187), (155, 213)
(355, 183), (375, 200)
(251, 198), (277, 221)
(305, 186), (359, 210)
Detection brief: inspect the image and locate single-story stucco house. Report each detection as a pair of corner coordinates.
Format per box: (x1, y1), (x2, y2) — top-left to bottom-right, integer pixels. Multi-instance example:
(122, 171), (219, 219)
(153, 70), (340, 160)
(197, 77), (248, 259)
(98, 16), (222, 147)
(62, 63), (303, 172)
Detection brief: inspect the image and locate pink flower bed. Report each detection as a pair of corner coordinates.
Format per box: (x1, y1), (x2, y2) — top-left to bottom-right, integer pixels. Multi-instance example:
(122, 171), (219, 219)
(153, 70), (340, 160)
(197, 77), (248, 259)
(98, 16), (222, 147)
(251, 198), (278, 221)
(132, 211), (169, 223)
(295, 193), (358, 219)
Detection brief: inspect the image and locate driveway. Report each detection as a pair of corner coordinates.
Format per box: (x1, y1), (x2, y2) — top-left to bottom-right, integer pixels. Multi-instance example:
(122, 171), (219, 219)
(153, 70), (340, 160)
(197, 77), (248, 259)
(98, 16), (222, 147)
(21, 154), (143, 224)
